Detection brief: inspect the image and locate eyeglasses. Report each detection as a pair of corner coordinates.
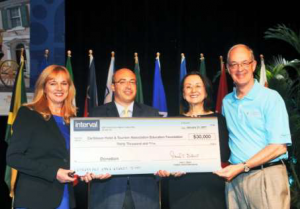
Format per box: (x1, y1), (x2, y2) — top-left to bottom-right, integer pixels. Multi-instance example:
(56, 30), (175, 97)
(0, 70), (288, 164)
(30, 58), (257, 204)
(228, 60), (254, 70)
(114, 80), (137, 86)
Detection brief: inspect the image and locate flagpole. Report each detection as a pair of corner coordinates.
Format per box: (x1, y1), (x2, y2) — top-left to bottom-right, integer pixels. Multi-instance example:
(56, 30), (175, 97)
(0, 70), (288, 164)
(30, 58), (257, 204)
(260, 54), (264, 76)
(8, 48), (26, 207)
(220, 55), (224, 72)
(155, 48), (166, 205)
(217, 55), (224, 114)
(21, 47), (24, 61)
(199, 53), (202, 69)
(134, 52), (145, 104)
(134, 52), (138, 64)
(87, 49), (93, 208)
(200, 53), (204, 69)
(66, 50), (73, 78)
(89, 49), (93, 63)
(86, 43), (91, 206)
(36, 49), (49, 82)
(200, 53), (206, 76)
(45, 49), (49, 59)
(200, 53), (204, 61)
(259, 54), (268, 87)
(104, 51), (115, 104)
(87, 49), (93, 207)
(153, 51), (168, 117)
(179, 53), (186, 114)
(260, 54), (264, 70)
(180, 53), (185, 78)
(215, 55), (228, 113)
(156, 53), (162, 207)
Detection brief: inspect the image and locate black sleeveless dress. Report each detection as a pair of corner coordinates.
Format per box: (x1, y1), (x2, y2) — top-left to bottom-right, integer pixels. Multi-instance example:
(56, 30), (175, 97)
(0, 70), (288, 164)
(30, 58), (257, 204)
(168, 113), (230, 209)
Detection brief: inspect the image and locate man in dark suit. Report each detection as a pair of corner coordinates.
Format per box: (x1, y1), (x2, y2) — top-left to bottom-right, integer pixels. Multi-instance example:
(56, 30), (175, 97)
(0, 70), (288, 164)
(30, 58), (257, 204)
(89, 68), (160, 209)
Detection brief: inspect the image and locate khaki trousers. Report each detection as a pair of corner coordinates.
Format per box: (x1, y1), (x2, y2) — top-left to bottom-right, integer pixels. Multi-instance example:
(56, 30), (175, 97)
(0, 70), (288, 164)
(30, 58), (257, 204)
(226, 164), (290, 209)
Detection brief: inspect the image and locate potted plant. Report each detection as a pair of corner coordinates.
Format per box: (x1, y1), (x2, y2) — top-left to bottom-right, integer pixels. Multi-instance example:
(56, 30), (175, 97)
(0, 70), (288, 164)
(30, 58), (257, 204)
(264, 24), (300, 209)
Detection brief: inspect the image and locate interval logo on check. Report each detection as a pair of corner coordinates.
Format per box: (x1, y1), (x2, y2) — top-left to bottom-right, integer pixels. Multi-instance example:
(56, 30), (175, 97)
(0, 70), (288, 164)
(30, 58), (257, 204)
(74, 120), (100, 131)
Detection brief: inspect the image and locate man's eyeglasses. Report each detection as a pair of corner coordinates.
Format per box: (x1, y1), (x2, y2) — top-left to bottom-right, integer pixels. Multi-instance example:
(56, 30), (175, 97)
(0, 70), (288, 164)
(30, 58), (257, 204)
(228, 60), (253, 70)
(114, 80), (137, 86)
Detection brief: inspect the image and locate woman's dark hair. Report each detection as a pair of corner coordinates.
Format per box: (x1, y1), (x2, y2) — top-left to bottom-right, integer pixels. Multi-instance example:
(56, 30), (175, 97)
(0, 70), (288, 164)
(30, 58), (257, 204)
(181, 71), (213, 113)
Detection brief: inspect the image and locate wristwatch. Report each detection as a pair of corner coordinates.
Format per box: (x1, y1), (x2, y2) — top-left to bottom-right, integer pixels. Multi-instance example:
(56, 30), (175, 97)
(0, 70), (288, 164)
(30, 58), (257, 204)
(243, 162), (250, 172)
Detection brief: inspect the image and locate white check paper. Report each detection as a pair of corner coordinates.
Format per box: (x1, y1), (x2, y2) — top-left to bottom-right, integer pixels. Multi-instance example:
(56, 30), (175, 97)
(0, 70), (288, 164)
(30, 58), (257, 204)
(70, 117), (221, 175)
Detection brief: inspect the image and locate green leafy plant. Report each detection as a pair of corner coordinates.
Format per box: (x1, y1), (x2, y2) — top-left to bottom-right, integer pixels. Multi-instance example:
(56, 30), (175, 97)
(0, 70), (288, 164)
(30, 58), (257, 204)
(265, 24), (300, 209)
(265, 24), (300, 54)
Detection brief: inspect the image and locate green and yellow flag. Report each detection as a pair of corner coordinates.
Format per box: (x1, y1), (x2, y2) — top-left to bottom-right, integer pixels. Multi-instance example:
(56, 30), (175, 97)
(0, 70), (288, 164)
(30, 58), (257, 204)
(66, 50), (74, 81)
(134, 53), (144, 104)
(4, 52), (27, 197)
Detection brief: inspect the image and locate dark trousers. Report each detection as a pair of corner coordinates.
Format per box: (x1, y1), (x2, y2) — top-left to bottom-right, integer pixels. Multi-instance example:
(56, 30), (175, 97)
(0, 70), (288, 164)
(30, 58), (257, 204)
(123, 183), (135, 209)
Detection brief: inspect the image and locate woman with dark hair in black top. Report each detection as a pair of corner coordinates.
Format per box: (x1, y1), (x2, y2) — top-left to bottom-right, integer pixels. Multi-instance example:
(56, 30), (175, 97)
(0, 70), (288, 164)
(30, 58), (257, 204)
(159, 71), (230, 209)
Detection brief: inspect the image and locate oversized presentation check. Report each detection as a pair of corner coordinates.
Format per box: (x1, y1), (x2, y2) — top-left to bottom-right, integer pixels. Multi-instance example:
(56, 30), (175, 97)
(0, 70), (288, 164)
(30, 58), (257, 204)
(70, 117), (221, 175)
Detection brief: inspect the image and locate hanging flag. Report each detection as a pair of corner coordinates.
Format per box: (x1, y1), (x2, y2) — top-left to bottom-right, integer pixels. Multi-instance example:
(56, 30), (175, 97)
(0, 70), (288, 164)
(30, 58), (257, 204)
(104, 52), (115, 104)
(66, 50), (76, 106)
(179, 53), (187, 113)
(215, 56), (228, 113)
(152, 53), (168, 117)
(5, 49), (27, 198)
(259, 54), (268, 87)
(38, 49), (49, 75)
(66, 50), (74, 81)
(200, 53), (206, 76)
(31, 49), (49, 86)
(84, 50), (98, 117)
(134, 53), (144, 104)
(180, 53), (187, 82)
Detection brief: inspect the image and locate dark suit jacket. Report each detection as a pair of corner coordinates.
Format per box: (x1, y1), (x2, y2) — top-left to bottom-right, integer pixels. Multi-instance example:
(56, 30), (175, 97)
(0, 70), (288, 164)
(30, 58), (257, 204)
(89, 102), (160, 209)
(6, 106), (75, 209)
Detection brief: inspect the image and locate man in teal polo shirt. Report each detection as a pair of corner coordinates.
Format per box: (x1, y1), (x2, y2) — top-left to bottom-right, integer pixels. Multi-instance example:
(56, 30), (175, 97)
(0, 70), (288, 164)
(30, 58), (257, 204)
(215, 44), (291, 209)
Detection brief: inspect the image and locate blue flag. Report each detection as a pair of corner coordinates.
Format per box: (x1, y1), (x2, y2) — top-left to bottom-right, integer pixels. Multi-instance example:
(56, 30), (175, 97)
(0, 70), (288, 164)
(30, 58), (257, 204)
(152, 56), (168, 117)
(39, 54), (49, 74)
(31, 53), (49, 87)
(180, 55), (187, 82)
(179, 55), (187, 113)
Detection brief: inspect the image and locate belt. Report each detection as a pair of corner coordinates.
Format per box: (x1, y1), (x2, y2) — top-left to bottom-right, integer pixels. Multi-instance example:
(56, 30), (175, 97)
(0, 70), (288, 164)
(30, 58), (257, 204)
(251, 160), (285, 171)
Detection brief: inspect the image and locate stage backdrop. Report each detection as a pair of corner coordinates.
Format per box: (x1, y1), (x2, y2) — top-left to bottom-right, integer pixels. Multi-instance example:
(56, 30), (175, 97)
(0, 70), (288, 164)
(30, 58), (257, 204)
(0, 0), (65, 115)
(30, 0), (65, 87)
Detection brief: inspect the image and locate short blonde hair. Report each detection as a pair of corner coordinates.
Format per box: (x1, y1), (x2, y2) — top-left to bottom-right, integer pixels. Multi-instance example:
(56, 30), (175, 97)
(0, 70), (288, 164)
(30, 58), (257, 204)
(25, 65), (76, 123)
